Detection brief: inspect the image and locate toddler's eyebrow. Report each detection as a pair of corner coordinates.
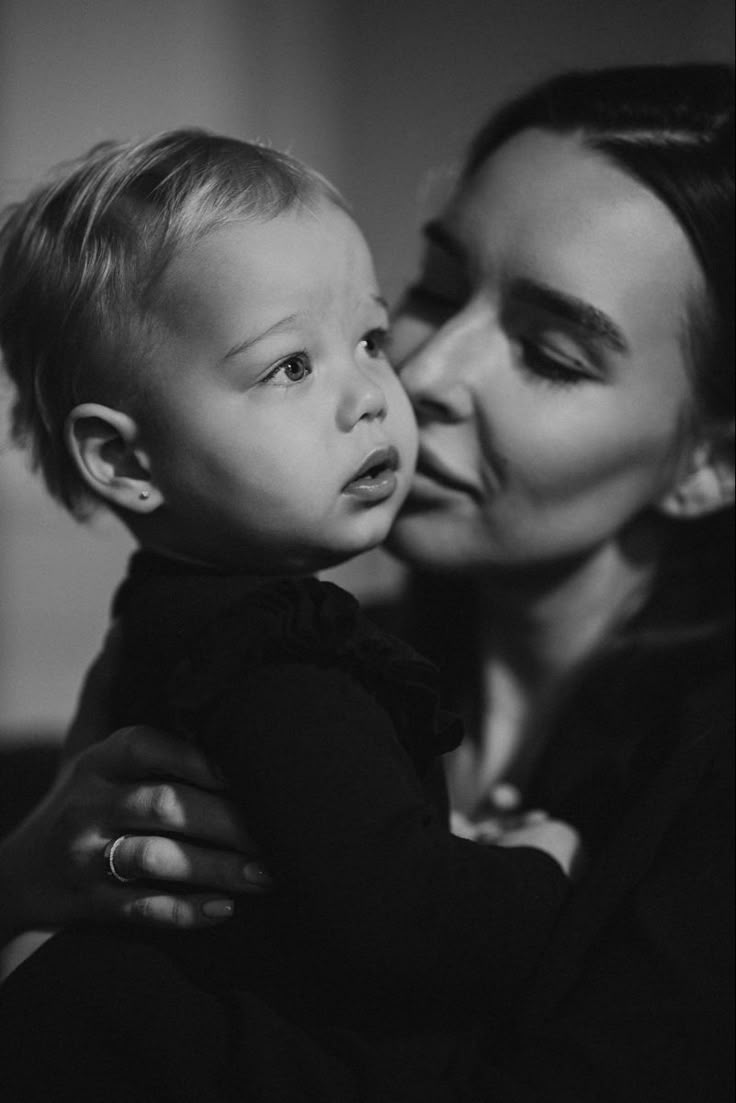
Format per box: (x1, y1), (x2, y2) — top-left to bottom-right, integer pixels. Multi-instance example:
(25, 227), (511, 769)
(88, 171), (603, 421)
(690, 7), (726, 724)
(223, 295), (388, 363)
(223, 315), (300, 361)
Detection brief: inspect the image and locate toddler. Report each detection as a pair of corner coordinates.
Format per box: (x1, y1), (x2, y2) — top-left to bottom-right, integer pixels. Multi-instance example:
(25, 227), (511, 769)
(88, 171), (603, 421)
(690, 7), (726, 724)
(0, 131), (578, 1102)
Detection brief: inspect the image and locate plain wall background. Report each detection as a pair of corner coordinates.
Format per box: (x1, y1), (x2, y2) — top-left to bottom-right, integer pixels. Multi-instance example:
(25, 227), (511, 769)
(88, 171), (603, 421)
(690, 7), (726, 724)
(1, 0), (733, 736)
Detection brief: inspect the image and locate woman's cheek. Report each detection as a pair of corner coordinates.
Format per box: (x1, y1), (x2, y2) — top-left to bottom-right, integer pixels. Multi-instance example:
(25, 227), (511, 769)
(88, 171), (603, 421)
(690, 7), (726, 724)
(518, 416), (682, 521)
(389, 316), (438, 379)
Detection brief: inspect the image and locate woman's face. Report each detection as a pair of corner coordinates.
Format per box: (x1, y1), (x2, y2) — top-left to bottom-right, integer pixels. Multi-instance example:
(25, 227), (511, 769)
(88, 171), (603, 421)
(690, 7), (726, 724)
(387, 128), (704, 574)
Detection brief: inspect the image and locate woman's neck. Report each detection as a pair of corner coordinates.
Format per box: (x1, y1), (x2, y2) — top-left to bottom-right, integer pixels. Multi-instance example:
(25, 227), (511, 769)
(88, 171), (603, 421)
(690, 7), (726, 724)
(477, 520), (662, 687)
(447, 525), (660, 813)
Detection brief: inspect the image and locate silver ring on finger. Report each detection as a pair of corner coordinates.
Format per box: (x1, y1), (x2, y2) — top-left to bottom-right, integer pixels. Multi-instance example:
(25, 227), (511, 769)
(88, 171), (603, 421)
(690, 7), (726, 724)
(104, 835), (136, 884)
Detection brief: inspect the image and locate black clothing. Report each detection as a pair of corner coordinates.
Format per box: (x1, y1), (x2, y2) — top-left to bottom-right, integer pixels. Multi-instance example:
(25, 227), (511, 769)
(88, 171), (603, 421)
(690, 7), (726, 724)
(388, 579), (735, 1102)
(489, 634), (735, 1102)
(1, 553), (732, 1101)
(0, 552), (567, 1102)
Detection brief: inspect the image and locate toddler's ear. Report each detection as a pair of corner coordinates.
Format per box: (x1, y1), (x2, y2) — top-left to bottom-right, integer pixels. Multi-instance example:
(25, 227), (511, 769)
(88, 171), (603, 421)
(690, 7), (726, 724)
(65, 403), (163, 513)
(656, 424), (735, 519)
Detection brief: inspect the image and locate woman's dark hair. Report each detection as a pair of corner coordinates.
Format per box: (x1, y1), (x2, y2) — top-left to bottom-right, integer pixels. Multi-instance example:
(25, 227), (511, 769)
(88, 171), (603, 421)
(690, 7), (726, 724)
(464, 64), (734, 426)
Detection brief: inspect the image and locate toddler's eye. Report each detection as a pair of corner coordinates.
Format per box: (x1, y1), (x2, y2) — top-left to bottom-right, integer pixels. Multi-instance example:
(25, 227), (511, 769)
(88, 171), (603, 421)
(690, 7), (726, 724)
(360, 327), (389, 359)
(264, 353), (312, 385)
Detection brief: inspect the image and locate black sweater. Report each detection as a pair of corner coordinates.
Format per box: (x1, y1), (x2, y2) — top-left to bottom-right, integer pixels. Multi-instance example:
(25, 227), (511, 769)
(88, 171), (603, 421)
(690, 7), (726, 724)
(0, 553), (568, 1103)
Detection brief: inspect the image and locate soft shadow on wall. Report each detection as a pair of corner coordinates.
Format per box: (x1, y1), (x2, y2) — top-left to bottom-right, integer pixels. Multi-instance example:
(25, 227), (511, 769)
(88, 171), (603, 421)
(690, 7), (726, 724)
(0, 0), (733, 738)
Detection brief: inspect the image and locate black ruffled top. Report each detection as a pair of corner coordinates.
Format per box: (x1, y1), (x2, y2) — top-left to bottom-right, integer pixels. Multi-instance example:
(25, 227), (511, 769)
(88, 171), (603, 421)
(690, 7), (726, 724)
(0, 549), (575, 1103)
(110, 550), (462, 775)
(108, 551), (568, 1006)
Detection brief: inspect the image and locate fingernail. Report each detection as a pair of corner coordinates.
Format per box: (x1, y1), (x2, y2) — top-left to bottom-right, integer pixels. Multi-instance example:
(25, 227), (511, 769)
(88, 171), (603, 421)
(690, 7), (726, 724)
(202, 898), (234, 919)
(243, 862), (272, 887)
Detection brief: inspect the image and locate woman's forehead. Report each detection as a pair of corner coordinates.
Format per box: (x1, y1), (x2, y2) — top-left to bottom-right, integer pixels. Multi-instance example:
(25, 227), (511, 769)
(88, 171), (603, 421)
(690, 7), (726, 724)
(449, 131), (683, 254)
(439, 129), (703, 341)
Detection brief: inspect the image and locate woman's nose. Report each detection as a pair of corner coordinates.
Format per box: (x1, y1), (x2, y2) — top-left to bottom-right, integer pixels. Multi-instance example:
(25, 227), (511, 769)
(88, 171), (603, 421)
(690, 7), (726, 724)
(396, 320), (474, 425)
(336, 363), (387, 430)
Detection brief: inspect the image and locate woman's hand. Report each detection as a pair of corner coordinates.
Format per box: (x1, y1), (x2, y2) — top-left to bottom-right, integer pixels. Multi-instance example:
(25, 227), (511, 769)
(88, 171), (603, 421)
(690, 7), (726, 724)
(494, 813), (584, 879)
(0, 724), (271, 942)
(0, 625), (270, 944)
(451, 807), (584, 879)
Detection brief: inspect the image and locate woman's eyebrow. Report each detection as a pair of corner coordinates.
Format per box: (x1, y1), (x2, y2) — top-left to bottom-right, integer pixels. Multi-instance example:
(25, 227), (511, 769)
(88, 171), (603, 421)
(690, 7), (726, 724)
(511, 277), (630, 354)
(421, 224), (629, 354)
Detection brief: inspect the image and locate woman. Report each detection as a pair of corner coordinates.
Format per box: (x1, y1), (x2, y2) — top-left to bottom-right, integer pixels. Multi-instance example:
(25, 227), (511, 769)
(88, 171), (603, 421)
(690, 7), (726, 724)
(1, 64), (733, 1101)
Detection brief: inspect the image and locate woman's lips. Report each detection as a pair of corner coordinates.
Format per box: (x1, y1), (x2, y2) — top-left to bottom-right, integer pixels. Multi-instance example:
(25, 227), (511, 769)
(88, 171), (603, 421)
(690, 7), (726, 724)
(410, 449), (482, 501)
(343, 445), (399, 502)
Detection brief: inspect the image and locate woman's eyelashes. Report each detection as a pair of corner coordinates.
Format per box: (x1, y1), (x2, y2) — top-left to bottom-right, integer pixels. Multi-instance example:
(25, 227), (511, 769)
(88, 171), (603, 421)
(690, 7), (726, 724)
(517, 336), (599, 387)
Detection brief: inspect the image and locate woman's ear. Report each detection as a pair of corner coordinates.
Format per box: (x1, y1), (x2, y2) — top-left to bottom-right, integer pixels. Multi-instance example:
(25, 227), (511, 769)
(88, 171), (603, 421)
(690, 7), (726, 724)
(657, 424), (735, 519)
(65, 403), (163, 514)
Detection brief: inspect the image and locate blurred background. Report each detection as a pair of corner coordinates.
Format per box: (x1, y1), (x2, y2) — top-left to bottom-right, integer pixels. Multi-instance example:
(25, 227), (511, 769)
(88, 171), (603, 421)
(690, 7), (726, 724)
(1, 0), (733, 745)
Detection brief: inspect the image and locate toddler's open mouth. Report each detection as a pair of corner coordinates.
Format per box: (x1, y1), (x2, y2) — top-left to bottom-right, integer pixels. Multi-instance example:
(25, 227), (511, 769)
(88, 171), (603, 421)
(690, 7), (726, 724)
(343, 446), (399, 500)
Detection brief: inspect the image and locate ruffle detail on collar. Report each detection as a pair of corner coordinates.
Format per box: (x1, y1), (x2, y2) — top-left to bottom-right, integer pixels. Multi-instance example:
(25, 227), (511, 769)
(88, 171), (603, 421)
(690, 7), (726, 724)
(167, 576), (463, 767)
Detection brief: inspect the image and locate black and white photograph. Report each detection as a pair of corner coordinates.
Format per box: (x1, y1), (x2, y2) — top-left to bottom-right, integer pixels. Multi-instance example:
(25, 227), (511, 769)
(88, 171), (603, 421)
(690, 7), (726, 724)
(0, 2), (733, 1099)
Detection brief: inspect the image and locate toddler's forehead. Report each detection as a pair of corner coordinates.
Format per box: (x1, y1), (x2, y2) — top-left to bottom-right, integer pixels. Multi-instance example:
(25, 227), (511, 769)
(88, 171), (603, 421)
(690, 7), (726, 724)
(148, 200), (378, 343)
(163, 198), (366, 281)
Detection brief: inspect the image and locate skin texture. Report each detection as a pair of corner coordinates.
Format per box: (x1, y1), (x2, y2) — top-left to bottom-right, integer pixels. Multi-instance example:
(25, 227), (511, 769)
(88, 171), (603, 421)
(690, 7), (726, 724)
(387, 129), (702, 575)
(131, 200), (418, 573)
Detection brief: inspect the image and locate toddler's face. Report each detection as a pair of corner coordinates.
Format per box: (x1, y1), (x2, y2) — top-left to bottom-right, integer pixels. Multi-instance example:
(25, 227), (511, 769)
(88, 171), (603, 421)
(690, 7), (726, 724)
(141, 199), (417, 572)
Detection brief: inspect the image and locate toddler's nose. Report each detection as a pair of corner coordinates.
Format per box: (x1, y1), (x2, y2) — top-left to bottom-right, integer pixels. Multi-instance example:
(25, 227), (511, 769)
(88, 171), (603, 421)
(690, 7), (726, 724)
(337, 365), (387, 429)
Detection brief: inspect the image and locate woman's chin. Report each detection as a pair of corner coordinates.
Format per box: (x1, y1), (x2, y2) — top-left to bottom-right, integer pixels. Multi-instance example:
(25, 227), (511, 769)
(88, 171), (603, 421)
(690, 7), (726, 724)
(386, 514), (473, 572)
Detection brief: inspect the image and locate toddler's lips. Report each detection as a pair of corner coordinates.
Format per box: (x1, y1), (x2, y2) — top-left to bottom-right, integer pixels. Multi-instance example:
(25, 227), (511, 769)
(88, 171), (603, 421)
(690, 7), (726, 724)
(343, 446), (399, 501)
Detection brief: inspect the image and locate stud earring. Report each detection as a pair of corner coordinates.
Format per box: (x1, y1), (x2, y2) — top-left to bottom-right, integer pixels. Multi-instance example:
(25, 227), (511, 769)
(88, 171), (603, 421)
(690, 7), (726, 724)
(139, 489), (150, 501)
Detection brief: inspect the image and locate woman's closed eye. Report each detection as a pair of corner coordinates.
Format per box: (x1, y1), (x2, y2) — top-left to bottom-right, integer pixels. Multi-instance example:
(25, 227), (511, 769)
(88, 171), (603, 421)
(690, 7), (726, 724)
(262, 352), (313, 386)
(517, 336), (601, 388)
